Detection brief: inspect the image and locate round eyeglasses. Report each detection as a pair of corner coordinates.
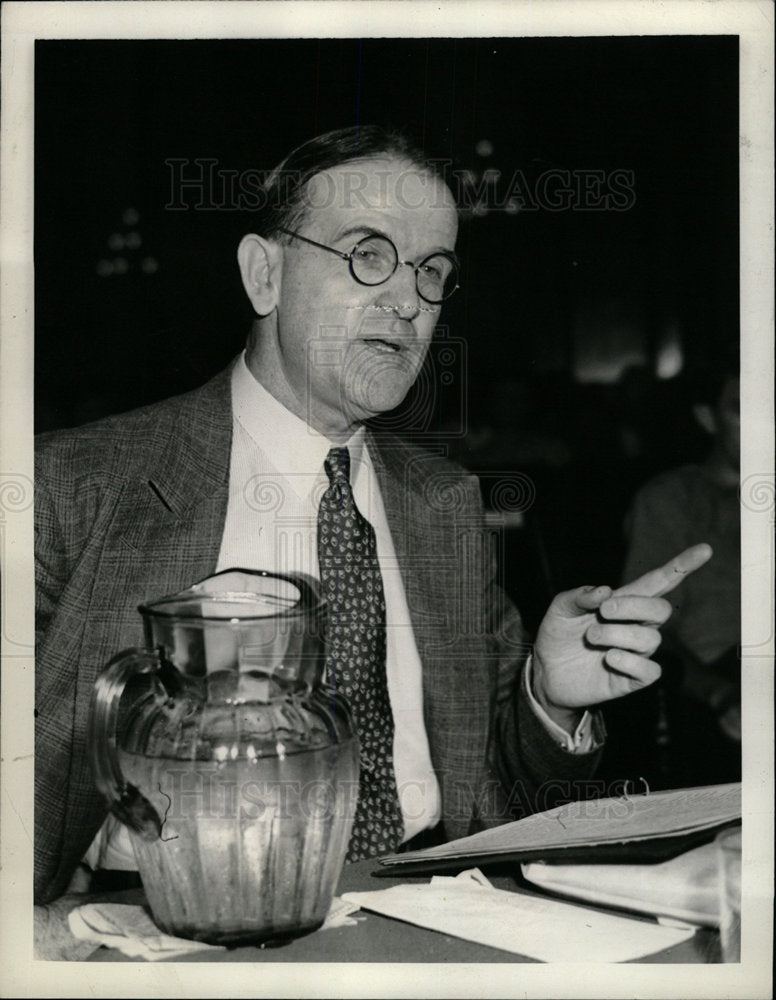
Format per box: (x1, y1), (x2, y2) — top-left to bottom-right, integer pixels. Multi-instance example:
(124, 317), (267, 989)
(277, 227), (460, 304)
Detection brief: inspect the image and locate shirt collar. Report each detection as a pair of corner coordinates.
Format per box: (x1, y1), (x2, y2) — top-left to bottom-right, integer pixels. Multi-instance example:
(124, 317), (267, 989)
(232, 351), (367, 498)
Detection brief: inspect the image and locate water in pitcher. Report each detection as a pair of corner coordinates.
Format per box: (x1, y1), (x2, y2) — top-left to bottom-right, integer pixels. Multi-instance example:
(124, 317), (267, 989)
(89, 571), (359, 944)
(121, 738), (359, 945)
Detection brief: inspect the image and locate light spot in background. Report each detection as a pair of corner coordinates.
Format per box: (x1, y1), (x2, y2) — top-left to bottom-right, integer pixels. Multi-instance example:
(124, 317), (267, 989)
(655, 323), (684, 379)
(96, 208), (153, 276)
(572, 296), (648, 383)
(475, 138), (494, 157)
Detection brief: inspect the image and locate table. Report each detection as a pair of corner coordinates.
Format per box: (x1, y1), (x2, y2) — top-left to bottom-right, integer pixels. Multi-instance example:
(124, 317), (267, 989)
(88, 859), (720, 963)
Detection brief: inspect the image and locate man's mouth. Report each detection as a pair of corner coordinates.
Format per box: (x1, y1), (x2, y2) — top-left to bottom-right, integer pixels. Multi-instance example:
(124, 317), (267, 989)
(361, 337), (403, 353)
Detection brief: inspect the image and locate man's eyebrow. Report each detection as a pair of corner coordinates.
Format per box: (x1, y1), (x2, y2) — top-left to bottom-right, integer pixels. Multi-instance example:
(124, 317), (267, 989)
(334, 225), (459, 263)
(335, 224), (386, 242)
(334, 224), (395, 247)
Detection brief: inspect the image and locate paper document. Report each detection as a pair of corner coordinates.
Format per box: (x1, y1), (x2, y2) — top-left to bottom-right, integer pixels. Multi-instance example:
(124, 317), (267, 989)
(343, 870), (695, 962)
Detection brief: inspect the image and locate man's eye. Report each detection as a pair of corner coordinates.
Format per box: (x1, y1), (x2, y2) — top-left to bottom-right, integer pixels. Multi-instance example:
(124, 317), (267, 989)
(421, 258), (451, 283)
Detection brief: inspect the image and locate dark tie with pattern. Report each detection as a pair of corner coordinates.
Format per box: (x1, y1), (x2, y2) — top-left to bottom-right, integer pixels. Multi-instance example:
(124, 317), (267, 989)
(317, 446), (404, 860)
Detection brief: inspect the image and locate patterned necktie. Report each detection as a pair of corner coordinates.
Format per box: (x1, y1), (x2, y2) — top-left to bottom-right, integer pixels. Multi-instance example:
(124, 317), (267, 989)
(317, 446), (404, 860)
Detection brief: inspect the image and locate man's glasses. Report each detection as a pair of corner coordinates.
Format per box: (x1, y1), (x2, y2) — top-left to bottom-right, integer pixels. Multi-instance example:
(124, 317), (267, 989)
(277, 227), (460, 304)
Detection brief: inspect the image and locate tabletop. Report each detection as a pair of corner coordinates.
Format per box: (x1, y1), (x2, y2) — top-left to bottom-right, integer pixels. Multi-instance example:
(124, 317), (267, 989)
(87, 858), (721, 964)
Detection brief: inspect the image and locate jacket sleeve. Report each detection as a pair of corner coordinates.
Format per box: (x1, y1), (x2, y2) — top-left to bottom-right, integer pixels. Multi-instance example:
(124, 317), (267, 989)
(33, 433), (115, 903)
(34, 468), (70, 651)
(485, 545), (604, 819)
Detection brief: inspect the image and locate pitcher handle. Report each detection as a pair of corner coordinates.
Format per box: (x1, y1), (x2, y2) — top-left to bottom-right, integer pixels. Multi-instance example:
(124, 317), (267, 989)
(86, 647), (166, 841)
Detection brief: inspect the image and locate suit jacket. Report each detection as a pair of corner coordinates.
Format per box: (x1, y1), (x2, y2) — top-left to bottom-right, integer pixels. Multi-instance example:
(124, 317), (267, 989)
(34, 360), (601, 903)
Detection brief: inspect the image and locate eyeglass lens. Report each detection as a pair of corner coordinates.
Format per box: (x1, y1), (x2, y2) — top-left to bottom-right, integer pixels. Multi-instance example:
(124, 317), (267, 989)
(350, 235), (458, 303)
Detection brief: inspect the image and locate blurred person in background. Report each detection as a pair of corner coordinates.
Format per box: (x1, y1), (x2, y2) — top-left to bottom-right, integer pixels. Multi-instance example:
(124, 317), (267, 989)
(622, 357), (741, 786)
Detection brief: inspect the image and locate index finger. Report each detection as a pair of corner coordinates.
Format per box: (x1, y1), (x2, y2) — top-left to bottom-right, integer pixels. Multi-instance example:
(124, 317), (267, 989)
(613, 543), (713, 598)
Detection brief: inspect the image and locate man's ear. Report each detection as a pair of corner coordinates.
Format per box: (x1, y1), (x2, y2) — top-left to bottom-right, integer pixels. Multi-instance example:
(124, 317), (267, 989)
(692, 403), (717, 436)
(237, 234), (282, 315)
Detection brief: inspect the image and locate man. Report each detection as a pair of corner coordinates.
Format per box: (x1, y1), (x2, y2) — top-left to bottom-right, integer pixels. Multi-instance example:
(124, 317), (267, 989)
(34, 126), (710, 956)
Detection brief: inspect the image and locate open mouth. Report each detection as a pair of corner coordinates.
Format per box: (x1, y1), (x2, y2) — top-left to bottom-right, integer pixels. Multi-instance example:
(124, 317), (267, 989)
(362, 337), (402, 353)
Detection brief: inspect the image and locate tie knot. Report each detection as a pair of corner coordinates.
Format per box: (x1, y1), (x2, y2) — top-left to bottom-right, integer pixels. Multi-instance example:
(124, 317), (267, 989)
(324, 447), (351, 486)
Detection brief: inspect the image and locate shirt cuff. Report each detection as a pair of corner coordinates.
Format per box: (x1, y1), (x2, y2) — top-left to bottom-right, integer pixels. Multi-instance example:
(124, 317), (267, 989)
(524, 653), (601, 753)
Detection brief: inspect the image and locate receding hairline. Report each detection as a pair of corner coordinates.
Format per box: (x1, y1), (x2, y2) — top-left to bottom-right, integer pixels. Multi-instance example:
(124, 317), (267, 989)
(288, 154), (458, 233)
(248, 125), (461, 241)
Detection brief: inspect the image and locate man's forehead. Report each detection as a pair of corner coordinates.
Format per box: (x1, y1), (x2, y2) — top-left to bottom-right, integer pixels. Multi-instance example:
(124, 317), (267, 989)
(302, 157), (457, 229)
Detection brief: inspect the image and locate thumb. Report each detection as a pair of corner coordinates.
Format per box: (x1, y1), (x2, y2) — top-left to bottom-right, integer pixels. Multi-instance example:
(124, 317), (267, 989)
(550, 584), (613, 620)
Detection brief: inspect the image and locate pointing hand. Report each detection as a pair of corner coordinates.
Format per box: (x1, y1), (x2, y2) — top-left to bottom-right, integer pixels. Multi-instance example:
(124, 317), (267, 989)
(532, 544), (713, 731)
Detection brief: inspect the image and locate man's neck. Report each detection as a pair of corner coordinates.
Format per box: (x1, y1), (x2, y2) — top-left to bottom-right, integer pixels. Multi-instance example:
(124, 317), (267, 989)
(244, 338), (360, 445)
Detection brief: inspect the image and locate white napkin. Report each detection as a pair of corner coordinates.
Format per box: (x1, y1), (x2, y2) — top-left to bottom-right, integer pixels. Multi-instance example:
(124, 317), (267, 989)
(68, 904), (226, 960)
(68, 898), (361, 960)
(342, 868), (696, 962)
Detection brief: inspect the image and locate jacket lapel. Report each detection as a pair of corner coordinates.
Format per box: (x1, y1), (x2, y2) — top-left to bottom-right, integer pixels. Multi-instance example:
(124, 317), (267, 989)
(141, 364), (235, 520)
(367, 432), (492, 838)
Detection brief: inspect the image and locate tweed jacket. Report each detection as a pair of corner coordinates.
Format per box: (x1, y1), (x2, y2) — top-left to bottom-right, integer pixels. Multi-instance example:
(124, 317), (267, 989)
(34, 360), (601, 904)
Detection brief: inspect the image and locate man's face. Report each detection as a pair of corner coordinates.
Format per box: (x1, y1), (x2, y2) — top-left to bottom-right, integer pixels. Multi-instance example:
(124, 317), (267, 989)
(272, 157), (458, 435)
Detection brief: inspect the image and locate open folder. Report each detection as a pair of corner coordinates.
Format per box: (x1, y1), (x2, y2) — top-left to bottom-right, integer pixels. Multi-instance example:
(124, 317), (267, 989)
(379, 782), (741, 873)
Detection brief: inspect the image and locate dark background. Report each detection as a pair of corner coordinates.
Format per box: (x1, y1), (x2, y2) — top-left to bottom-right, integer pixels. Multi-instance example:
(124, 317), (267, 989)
(34, 35), (739, 625)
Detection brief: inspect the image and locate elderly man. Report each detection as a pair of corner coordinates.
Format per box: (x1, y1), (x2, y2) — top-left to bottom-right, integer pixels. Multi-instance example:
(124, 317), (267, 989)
(34, 126), (710, 956)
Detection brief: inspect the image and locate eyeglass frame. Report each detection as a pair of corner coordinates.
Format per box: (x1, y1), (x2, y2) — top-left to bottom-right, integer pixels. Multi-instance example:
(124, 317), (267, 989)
(276, 226), (460, 304)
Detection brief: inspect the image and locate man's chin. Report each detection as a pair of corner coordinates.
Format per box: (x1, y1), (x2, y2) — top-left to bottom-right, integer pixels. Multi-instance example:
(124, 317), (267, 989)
(342, 364), (419, 420)
(342, 381), (416, 425)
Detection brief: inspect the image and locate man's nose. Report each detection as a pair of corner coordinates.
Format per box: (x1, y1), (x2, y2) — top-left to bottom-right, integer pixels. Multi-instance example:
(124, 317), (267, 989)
(378, 262), (421, 320)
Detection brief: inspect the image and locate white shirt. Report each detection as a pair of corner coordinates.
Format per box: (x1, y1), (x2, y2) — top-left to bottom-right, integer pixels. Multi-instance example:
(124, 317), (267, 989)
(217, 353), (441, 841)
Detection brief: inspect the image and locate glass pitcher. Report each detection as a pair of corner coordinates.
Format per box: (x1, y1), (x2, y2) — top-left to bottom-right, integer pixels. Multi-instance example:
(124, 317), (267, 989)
(86, 569), (359, 946)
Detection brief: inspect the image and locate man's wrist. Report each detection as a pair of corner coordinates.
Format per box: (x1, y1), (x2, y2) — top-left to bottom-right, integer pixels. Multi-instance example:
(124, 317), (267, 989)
(530, 652), (584, 735)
